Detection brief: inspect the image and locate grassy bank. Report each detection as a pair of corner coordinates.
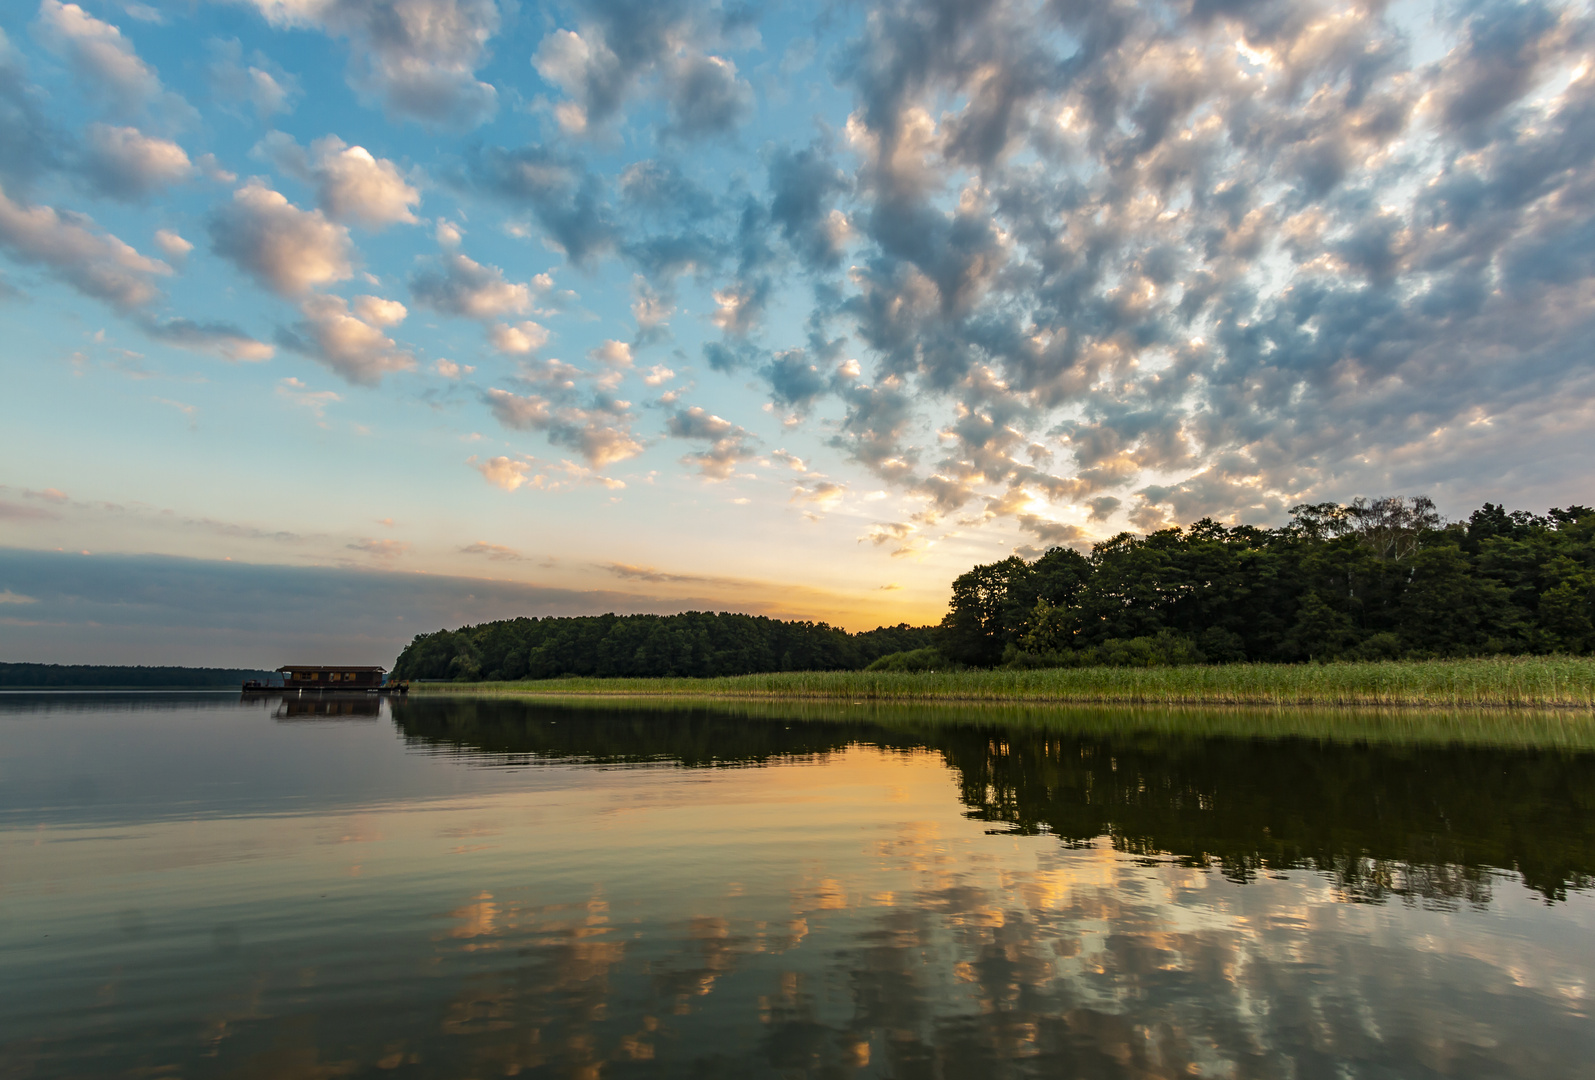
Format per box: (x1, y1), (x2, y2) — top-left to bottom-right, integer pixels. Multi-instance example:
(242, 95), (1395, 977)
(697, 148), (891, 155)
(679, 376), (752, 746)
(415, 656), (1595, 709)
(398, 693), (1595, 750)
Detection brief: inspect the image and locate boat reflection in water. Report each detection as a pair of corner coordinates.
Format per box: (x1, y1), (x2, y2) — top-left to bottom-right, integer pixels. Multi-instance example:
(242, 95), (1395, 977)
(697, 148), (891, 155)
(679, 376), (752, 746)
(262, 693), (384, 721)
(3, 692), (1593, 1078)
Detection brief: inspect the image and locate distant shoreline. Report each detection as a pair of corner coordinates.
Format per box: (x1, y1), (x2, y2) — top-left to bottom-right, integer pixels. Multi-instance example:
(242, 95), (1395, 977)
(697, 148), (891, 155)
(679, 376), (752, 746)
(410, 656), (1595, 710)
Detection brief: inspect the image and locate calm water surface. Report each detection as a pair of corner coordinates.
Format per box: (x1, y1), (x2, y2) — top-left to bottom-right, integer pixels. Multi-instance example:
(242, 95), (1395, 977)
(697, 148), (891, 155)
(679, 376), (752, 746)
(2, 692), (1593, 1078)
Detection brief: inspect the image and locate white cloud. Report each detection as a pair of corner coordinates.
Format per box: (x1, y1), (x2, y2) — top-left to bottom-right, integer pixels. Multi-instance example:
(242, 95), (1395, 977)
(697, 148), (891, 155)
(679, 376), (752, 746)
(0, 183), (169, 308)
(460, 540), (523, 558)
(532, 28), (612, 135)
(258, 133), (420, 229)
(276, 375), (339, 417)
(642, 364), (674, 386)
(351, 294), (406, 326)
(487, 320), (549, 354)
(630, 274), (673, 331)
(483, 386), (552, 428)
(81, 124), (193, 200)
(152, 228), (191, 264)
(286, 294), (414, 385)
(588, 339), (632, 367)
(34, 0), (159, 103)
(348, 537), (409, 561)
(434, 357), (473, 378)
(208, 179), (352, 296)
(471, 454), (532, 491)
(710, 283), (761, 334)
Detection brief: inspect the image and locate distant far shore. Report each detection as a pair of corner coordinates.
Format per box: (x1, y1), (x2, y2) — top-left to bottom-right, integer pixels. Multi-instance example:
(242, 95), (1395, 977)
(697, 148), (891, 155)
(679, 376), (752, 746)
(412, 656), (1595, 710)
(0, 663), (274, 689)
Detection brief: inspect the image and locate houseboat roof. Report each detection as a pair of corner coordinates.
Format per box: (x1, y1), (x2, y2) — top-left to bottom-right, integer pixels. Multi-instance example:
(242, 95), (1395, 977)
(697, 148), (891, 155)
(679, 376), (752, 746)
(276, 665), (388, 673)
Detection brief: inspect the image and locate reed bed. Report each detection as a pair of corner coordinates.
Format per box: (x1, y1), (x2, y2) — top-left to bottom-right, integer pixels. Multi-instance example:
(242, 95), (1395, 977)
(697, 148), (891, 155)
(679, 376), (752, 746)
(417, 656), (1595, 709)
(404, 692), (1595, 750)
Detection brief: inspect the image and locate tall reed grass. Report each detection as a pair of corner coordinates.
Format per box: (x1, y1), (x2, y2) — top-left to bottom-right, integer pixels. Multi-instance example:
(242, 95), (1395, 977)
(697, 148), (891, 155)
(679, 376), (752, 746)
(417, 656), (1595, 708)
(404, 692), (1595, 750)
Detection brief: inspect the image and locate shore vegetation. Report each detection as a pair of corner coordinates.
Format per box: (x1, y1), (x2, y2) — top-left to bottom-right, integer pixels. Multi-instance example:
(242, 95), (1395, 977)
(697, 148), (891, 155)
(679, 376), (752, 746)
(416, 655), (1595, 709)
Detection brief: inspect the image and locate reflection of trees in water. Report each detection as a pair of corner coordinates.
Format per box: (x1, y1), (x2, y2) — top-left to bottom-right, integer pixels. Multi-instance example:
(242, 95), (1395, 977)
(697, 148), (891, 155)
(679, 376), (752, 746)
(939, 730), (1594, 903)
(393, 698), (1595, 903)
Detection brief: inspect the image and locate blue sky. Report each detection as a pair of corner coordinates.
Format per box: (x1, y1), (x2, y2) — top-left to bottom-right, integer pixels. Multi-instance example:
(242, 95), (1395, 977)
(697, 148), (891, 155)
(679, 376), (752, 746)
(1, 0), (1593, 664)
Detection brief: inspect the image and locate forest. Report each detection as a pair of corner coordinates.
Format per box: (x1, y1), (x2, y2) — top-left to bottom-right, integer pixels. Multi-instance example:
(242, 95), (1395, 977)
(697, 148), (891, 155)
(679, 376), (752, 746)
(390, 498), (1595, 679)
(944, 498), (1595, 667)
(390, 611), (937, 681)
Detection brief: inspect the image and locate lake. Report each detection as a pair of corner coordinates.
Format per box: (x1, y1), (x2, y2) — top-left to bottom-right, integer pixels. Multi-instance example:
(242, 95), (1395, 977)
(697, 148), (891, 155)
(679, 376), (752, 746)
(2, 692), (1593, 1078)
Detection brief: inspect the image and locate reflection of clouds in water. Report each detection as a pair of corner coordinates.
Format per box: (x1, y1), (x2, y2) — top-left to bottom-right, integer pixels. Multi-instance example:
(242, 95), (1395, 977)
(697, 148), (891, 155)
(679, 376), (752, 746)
(414, 822), (1588, 1078)
(434, 890), (627, 1076)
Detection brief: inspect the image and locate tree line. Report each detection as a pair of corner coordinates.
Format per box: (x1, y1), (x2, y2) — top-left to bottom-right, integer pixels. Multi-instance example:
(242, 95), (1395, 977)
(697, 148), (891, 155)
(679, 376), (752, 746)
(390, 611), (937, 681)
(391, 498), (1594, 679)
(942, 498), (1595, 666)
(0, 663), (274, 688)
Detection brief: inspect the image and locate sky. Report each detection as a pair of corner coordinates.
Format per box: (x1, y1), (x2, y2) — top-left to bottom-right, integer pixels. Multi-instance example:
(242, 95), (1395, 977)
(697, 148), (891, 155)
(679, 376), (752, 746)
(1, 0), (1593, 665)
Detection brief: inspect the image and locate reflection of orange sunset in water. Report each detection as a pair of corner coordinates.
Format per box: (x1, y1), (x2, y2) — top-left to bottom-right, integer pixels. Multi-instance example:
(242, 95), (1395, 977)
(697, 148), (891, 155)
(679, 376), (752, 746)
(5, 698), (1595, 1078)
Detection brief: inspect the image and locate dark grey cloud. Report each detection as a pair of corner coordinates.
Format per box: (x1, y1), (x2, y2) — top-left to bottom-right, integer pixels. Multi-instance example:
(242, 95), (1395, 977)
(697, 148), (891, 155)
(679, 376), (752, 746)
(140, 317), (274, 362)
(481, 383), (642, 468)
(0, 547), (731, 666)
(409, 252), (529, 318)
(662, 52), (752, 138)
(762, 349), (827, 414)
(472, 145), (617, 265)
(767, 142), (851, 270)
(1434, 0), (1579, 139)
(531, 0), (756, 140)
(0, 29), (59, 191)
(242, 0), (500, 128)
(205, 37), (299, 119)
(618, 159), (718, 218)
(665, 405), (759, 478)
(700, 338), (759, 374)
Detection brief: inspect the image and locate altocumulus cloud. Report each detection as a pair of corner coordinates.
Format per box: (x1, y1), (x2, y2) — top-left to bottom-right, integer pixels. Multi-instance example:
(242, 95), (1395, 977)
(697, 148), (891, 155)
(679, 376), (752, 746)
(510, 0), (1595, 531)
(4, 0), (1595, 569)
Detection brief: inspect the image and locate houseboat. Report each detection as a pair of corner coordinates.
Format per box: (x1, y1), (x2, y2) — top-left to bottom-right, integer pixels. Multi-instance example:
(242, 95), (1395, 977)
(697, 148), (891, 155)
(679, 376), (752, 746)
(242, 666), (408, 694)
